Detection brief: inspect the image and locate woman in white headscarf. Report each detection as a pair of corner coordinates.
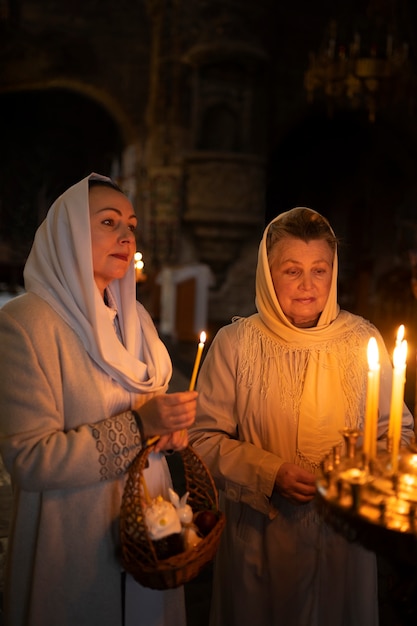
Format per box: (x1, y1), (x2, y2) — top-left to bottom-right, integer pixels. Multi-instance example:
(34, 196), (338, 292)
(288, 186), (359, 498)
(189, 207), (414, 626)
(0, 174), (197, 626)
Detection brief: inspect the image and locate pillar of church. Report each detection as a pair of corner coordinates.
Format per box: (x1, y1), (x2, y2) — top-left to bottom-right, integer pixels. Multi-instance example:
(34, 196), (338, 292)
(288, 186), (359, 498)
(182, 9), (269, 289)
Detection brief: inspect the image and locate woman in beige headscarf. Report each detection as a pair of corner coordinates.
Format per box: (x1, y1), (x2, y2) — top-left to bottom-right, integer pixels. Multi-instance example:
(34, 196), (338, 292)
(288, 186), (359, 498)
(189, 207), (414, 626)
(0, 173), (197, 626)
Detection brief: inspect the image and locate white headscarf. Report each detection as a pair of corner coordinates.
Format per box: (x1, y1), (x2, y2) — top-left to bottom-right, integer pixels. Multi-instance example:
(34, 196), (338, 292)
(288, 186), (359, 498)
(251, 207), (366, 468)
(24, 173), (172, 394)
(255, 207), (340, 338)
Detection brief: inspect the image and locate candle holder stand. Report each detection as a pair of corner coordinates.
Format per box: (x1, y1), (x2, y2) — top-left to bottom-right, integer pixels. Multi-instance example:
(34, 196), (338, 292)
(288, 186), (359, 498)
(317, 429), (417, 565)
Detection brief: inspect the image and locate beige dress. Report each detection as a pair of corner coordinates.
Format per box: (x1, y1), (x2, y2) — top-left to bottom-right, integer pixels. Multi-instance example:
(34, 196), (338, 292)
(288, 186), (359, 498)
(0, 293), (186, 626)
(0, 173), (188, 626)
(190, 315), (414, 626)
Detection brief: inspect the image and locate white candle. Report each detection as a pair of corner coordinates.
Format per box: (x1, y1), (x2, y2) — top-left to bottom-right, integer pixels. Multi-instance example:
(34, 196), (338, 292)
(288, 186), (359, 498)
(389, 327), (407, 473)
(189, 331), (206, 391)
(363, 338), (380, 460)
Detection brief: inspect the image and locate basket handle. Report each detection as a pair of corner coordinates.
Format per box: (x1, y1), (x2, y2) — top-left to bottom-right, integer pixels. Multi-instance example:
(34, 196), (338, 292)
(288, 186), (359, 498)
(133, 443), (219, 512)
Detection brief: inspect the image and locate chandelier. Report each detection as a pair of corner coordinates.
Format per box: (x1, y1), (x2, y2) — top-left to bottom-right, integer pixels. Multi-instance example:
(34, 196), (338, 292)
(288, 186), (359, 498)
(304, 2), (415, 122)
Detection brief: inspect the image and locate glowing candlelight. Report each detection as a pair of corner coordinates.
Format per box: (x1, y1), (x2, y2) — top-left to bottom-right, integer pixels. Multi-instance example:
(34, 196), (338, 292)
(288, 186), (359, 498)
(134, 252), (146, 283)
(189, 331), (206, 391)
(389, 326), (407, 473)
(395, 324), (405, 348)
(363, 337), (380, 461)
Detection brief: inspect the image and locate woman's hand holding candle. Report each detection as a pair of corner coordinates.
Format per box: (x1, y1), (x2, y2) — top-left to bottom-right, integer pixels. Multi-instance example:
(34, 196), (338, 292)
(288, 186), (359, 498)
(135, 391), (197, 451)
(137, 332), (205, 450)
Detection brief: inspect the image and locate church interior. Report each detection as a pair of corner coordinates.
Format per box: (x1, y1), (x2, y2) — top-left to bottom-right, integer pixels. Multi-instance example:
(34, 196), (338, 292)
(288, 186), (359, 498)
(1, 0), (417, 408)
(1, 1), (417, 622)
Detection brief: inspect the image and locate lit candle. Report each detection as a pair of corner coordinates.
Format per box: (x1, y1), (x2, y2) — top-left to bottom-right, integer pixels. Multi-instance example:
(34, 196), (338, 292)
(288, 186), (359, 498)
(363, 337), (380, 461)
(395, 324), (405, 348)
(388, 325), (405, 442)
(134, 252), (146, 282)
(189, 331), (206, 391)
(389, 326), (407, 473)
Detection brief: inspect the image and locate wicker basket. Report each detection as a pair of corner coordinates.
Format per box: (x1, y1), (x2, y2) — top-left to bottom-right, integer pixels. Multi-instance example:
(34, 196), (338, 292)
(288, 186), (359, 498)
(120, 444), (226, 590)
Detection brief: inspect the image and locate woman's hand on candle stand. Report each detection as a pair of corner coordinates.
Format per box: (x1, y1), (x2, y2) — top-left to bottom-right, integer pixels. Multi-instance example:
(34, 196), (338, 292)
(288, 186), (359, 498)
(274, 462), (317, 505)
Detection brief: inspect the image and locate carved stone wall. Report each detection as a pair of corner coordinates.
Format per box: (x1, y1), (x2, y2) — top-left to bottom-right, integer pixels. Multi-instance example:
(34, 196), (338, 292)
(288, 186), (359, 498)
(140, 0), (270, 319)
(2, 0), (416, 334)
(183, 153), (265, 287)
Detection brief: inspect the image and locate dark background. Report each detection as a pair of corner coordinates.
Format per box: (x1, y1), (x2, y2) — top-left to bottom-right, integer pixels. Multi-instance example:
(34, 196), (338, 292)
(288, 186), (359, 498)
(1, 0), (417, 407)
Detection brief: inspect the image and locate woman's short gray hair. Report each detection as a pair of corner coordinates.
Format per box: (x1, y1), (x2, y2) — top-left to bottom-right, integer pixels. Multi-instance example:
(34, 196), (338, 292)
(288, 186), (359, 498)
(266, 208), (338, 259)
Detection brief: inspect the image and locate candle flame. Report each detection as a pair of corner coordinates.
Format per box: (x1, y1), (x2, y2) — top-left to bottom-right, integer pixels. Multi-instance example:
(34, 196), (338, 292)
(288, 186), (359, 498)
(134, 251), (144, 270)
(396, 324), (405, 345)
(393, 339), (407, 368)
(367, 337), (379, 370)
(199, 331), (206, 344)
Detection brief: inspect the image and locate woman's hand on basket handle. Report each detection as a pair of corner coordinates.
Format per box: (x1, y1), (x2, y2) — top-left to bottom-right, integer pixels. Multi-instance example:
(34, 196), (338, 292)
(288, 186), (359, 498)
(135, 391), (197, 450)
(154, 429), (189, 453)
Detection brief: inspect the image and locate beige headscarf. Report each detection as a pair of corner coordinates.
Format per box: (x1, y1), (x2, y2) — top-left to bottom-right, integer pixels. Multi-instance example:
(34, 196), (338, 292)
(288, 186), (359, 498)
(250, 208), (367, 468)
(24, 173), (172, 395)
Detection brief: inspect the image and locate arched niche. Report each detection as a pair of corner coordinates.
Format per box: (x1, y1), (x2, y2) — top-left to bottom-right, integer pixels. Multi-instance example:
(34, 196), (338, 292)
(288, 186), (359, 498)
(0, 85), (138, 284)
(198, 103), (241, 152)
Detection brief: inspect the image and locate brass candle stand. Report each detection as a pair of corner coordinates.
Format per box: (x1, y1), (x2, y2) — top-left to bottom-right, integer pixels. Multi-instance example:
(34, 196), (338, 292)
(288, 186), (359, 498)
(316, 428), (417, 565)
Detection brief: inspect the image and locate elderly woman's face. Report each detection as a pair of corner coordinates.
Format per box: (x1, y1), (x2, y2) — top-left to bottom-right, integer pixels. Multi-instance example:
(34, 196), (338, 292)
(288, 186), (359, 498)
(89, 186), (137, 295)
(269, 237), (333, 328)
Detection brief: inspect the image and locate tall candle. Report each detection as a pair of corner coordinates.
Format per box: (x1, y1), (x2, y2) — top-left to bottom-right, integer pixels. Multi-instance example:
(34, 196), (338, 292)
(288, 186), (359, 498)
(363, 337), (380, 461)
(388, 325), (405, 441)
(389, 327), (407, 473)
(189, 331), (206, 391)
